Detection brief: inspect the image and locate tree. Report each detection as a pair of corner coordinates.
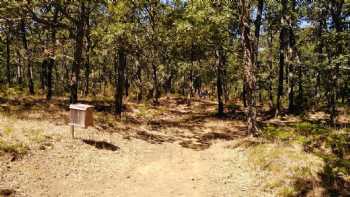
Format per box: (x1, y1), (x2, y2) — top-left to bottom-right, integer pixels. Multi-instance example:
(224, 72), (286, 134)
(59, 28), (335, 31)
(239, 0), (258, 135)
(276, 0), (288, 115)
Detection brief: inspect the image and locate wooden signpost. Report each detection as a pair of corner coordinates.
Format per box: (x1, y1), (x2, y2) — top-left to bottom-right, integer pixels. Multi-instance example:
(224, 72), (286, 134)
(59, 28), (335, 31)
(69, 104), (94, 138)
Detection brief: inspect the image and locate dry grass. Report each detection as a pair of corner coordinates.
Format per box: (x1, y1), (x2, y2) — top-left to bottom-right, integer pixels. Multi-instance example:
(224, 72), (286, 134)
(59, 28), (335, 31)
(246, 142), (324, 196)
(0, 113), (60, 160)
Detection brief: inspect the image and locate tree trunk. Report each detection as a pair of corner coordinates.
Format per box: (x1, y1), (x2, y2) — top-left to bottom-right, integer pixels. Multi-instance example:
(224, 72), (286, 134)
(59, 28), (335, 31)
(40, 59), (47, 91)
(5, 28), (11, 85)
(216, 48), (224, 116)
(276, 0), (288, 115)
(242, 83), (247, 107)
(288, 74), (295, 113)
(115, 47), (126, 117)
(314, 14), (325, 110)
(152, 63), (160, 104)
(20, 19), (34, 95)
(47, 8), (58, 100)
(70, 2), (85, 104)
(329, 0), (344, 126)
(267, 23), (274, 109)
(135, 58), (143, 101)
(125, 65), (129, 97)
(84, 9), (91, 96)
(254, 0), (264, 106)
(46, 58), (54, 100)
(239, 0), (258, 135)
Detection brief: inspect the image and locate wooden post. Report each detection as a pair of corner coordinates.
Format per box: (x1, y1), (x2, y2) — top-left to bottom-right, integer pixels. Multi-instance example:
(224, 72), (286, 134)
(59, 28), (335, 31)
(71, 125), (75, 139)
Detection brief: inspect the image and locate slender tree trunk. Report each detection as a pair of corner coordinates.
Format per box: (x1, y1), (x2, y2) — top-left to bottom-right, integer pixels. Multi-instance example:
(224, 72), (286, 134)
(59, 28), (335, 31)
(20, 19), (34, 95)
(329, 1), (344, 126)
(239, 0), (258, 135)
(267, 24), (274, 109)
(46, 59), (54, 100)
(40, 59), (47, 91)
(297, 63), (303, 105)
(187, 65), (193, 105)
(216, 48), (224, 116)
(47, 8), (58, 100)
(276, 0), (288, 115)
(84, 9), (91, 96)
(152, 63), (160, 104)
(242, 83), (247, 107)
(288, 75), (295, 113)
(125, 64), (129, 97)
(254, 0), (264, 106)
(187, 42), (195, 104)
(115, 47), (126, 117)
(70, 2), (85, 104)
(17, 64), (22, 86)
(5, 29), (11, 85)
(136, 58), (143, 101)
(314, 15), (325, 110)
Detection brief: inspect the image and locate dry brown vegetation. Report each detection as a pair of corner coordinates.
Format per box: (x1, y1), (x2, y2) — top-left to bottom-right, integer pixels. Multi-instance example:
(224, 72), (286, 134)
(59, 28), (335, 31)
(0, 95), (349, 196)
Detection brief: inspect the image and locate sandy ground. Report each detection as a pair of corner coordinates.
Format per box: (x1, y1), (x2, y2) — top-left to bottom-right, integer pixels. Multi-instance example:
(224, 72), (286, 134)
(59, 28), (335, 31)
(1, 134), (269, 197)
(0, 98), (271, 197)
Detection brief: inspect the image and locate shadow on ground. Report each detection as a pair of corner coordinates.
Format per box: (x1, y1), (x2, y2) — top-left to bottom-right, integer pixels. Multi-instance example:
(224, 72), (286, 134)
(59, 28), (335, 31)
(82, 139), (120, 151)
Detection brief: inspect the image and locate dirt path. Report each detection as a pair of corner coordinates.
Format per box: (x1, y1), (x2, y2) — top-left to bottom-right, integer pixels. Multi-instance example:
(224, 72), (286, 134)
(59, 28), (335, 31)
(1, 98), (270, 197)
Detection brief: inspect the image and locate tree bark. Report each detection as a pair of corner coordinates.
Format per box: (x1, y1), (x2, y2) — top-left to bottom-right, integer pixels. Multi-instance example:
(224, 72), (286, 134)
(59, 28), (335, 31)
(84, 8), (91, 96)
(152, 63), (160, 104)
(314, 13), (325, 110)
(40, 59), (47, 91)
(115, 47), (126, 117)
(46, 59), (54, 100)
(239, 0), (258, 135)
(47, 7), (58, 100)
(125, 64), (129, 97)
(267, 22), (274, 109)
(254, 0), (264, 106)
(20, 19), (35, 95)
(329, 0), (344, 126)
(136, 58), (143, 101)
(276, 0), (288, 115)
(70, 2), (85, 104)
(216, 48), (224, 116)
(5, 25), (11, 85)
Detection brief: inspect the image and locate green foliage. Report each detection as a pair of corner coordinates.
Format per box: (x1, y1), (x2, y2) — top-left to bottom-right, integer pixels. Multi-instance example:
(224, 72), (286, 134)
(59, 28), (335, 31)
(262, 125), (306, 143)
(294, 122), (328, 136)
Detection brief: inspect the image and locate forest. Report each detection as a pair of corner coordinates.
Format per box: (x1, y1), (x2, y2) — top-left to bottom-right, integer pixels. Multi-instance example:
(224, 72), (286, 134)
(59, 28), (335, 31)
(0, 0), (349, 196)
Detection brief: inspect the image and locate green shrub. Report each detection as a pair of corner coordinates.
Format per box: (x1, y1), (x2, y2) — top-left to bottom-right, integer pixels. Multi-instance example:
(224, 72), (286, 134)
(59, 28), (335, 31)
(294, 122), (328, 136)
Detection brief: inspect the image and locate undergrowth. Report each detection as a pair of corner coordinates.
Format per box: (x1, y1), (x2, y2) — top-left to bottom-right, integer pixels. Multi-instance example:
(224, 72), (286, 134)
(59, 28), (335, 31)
(260, 121), (350, 196)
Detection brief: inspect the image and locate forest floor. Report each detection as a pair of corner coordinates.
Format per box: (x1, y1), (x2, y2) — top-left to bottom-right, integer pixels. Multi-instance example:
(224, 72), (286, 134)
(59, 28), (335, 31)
(0, 94), (349, 196)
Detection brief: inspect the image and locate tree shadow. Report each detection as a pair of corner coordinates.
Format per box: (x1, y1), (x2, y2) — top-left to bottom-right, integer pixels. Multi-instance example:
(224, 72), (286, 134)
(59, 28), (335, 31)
(289, 163), (350, 197)
(82, 139), (120, 151)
